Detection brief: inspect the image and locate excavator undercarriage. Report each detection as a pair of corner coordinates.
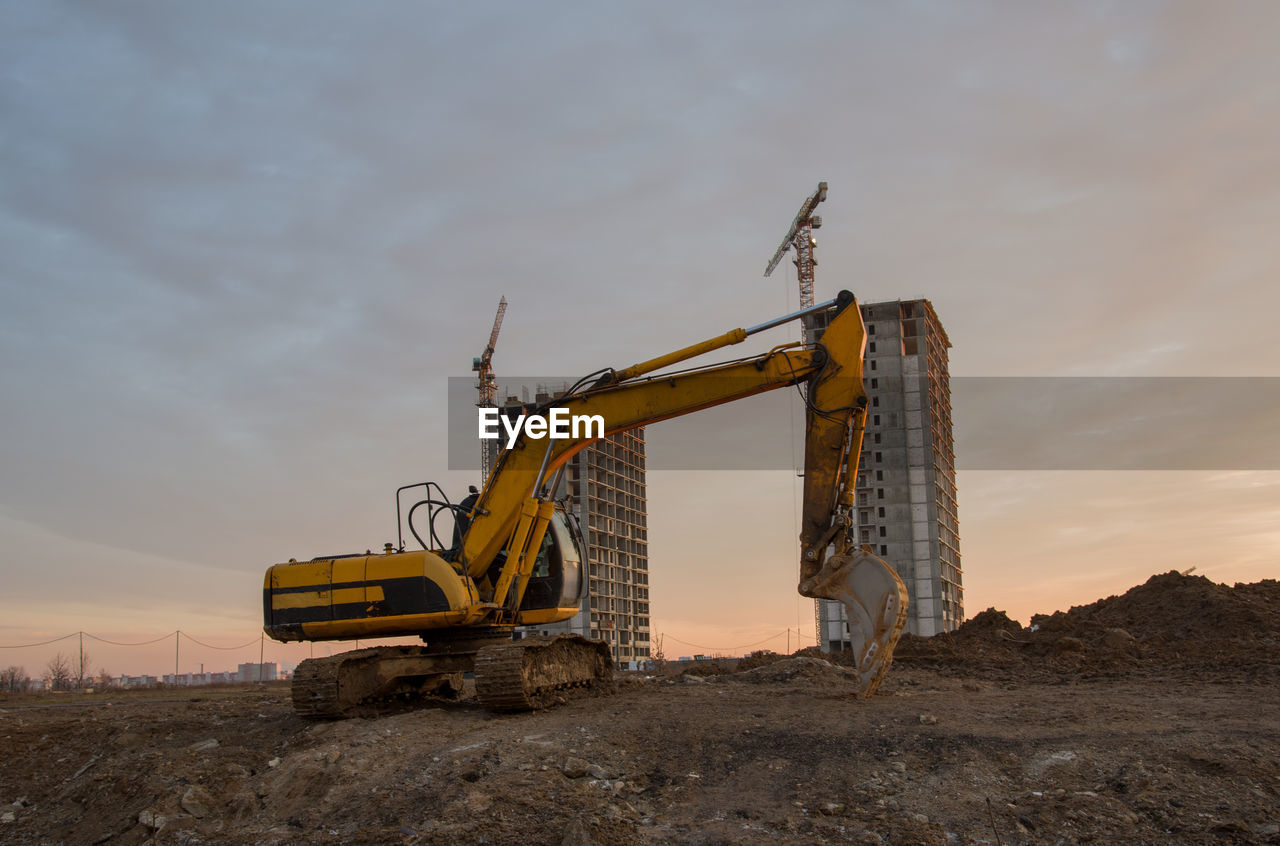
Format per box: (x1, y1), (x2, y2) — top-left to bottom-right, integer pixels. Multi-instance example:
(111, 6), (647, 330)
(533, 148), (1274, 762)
(289, 633), (614, 718)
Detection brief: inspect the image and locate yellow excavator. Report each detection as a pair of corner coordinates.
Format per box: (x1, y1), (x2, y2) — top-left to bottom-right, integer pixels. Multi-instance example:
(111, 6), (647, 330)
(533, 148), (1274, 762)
(262, 291), (908, 717)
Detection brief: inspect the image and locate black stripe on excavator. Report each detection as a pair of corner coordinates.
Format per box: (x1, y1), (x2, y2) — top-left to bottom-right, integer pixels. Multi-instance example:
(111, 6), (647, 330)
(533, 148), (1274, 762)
(272, 580), (383, 595)
(265, 576), (452, 626)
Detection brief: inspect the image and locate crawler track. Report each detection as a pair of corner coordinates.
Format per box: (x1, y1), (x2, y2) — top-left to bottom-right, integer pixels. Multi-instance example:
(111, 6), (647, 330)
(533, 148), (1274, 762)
(290, 645), (466, 719)
(474, 635), (615, 712)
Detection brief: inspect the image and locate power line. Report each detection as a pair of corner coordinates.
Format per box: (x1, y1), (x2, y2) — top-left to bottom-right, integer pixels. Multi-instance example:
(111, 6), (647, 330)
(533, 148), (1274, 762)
(2, 631), (261, 650)
(179, 632), (261, 650)
(661, 630), (789, 652)
(84, 631), (177, 647)
(0, 632), (78, 648)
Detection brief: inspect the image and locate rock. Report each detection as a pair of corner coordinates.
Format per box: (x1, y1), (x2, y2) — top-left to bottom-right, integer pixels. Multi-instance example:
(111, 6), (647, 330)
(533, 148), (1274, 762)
(819, 802), (846, 815)
(562, 757), (590, 778)
(1054, 637), (1086, 655)
(918, 714), (938, 725)
(223, 763), (251, 780)
(1, 811), (15, 824)
(1211, 821), (1252, 836)
(1102, 627), (1135, 647)
(325, 749), (341, 765)
(586, 764), (611, 780)
(112, 732), (144, 749)
(561, 818), (599, 846)
(1252, 823), (1280, 837)
(913, 813), (930, 824)
(138, 809), (168, 830)
(891, 761), (907, 773)
(181, 785), (214, 818)
(189, 738), (219, 752)
(11, 798), (28, 808)
(267, 757), (281, 768)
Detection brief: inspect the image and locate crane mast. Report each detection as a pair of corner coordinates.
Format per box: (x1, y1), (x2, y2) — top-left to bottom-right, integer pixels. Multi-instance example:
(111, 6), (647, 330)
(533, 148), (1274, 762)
(765, 182), (828, 344)
(473, 296), (507, 484)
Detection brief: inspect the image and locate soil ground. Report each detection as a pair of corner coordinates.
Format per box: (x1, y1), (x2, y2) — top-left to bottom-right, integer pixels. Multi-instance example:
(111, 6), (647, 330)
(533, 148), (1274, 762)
(1, 572), (1277, 846)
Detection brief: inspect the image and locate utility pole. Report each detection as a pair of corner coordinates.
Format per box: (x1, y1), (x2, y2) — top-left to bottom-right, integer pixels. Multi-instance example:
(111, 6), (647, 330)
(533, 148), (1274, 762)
(764, 182), (828, 344)
(474, 296), (508, 485)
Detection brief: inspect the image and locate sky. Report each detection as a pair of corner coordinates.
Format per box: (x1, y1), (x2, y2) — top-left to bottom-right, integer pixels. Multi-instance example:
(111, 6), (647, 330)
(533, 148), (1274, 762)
(1, 1), (1277, 676)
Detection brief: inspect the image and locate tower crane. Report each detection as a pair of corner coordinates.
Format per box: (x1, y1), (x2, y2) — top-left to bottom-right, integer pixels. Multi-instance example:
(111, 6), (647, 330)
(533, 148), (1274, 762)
(765, 182), (828, 344)
(473, 296), (507, 484)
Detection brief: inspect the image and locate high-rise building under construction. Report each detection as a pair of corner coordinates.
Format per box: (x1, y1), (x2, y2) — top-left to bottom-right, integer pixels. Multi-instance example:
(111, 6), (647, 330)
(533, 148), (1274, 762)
(816, 298), (961, 645)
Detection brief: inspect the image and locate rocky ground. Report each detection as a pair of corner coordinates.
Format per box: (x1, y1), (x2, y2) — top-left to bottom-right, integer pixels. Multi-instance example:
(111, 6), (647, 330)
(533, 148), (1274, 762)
(1, 571), (1277, 845)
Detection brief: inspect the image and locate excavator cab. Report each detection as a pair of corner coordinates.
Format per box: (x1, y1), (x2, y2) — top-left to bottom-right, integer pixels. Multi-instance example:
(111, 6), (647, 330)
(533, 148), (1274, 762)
(514, 508), (584, 617)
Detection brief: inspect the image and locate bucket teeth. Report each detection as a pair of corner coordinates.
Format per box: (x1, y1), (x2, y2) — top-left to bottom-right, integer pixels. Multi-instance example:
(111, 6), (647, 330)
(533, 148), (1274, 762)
(802, 547), (909, 695)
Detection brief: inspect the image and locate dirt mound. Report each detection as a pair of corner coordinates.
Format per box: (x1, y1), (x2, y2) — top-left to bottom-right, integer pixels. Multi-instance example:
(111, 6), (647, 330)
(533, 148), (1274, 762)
(679, 659), (735, 677)
(957, 607), (1023, 638)
(732, 656), (861, 685)
(736, 649), (786, 672)
(1032, 571), (1280, 642)
(894, 572), (1280, 683)
(790, 645), (861, 668)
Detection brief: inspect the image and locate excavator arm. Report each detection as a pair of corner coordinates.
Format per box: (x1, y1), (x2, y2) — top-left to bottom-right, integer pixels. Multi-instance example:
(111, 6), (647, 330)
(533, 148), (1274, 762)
(461, 290), (907, 691)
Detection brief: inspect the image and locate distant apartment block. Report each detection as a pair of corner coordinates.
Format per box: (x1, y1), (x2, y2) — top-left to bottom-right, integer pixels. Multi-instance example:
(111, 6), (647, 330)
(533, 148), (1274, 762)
(236, 662), (279, 682)
(817, 298), (962, 645)
(110, 667), (283, 687)
(159, 671), (263, 686)
(114, 675), (159, 688)
(508, 390), (650, 668)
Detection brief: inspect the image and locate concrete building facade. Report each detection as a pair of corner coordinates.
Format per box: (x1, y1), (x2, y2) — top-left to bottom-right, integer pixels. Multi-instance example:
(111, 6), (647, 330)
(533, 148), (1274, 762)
(817, 298), (962, 645)
(236, 662), (278, 682)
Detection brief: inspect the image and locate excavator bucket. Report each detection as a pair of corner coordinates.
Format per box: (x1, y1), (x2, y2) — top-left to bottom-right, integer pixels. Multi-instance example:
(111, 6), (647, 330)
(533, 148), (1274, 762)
(802, 546), (909, 695)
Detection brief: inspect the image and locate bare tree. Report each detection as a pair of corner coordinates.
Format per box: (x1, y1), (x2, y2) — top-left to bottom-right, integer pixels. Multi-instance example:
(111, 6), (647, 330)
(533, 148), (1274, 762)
(0, 666), (25, 692)
(96, 668), (113, 688)
(45, 653), (72, 691)
(649, 634), (667, 672)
